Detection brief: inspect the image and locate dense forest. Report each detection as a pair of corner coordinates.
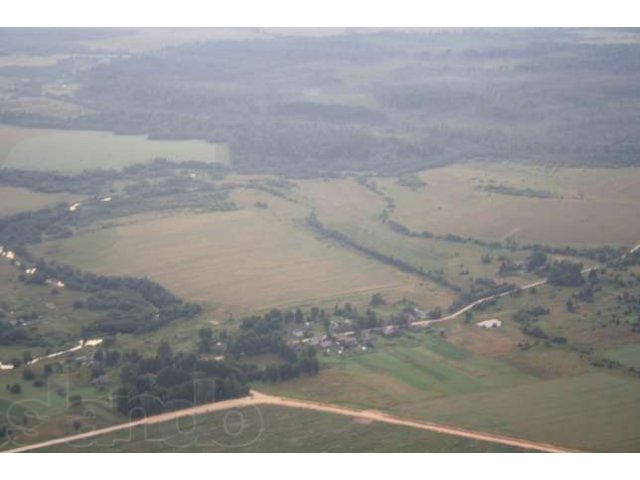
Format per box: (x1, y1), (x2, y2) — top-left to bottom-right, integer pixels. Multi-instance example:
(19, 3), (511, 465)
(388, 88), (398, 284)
(2, 29), (640, 176)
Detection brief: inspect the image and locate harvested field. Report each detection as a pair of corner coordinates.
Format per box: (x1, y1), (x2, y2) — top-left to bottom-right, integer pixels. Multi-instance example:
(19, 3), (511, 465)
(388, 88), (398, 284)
(32, 209), (452, 312)
(0, 186), (80, 217)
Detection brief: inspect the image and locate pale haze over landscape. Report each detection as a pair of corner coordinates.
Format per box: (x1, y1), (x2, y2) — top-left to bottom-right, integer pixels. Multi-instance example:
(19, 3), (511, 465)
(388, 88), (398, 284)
(1, 27), (640, 454)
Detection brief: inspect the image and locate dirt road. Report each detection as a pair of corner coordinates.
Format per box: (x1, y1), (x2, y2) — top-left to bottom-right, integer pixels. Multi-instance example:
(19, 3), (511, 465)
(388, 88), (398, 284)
(411, 264), (605, 328)
(4, 390), (577, 453)
(8, 244), (635, 453)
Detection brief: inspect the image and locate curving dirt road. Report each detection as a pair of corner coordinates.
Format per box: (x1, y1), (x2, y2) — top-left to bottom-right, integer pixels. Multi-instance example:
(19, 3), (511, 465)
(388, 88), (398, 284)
(411, 261), (620, 328)
(4, 390), (577, 453)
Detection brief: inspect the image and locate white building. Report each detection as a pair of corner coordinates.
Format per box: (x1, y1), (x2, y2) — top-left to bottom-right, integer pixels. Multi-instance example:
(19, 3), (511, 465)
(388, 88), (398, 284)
(476, 319), (502, 329)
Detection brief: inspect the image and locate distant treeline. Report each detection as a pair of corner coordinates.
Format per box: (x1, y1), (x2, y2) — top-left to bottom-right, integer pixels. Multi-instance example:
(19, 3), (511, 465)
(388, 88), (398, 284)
(306, 212), (460, 293)
(0, 159), (229, 195)
(477, 184), (558, 199)
(4, 30), (640, 176)
(307, 212), (526, 310)
(384, 218), (627, 263)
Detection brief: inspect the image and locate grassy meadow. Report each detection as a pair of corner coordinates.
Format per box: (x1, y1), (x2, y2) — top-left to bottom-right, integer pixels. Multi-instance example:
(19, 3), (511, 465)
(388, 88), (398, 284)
(39, 405), (526, 453)
(0, 261), (103, 362)
(604, 345), (640, 369)
(400, 372), (640, 452)
(0, 125), (229, 173)
(32, 208), (453, 314)
(378, 164), (640, 246)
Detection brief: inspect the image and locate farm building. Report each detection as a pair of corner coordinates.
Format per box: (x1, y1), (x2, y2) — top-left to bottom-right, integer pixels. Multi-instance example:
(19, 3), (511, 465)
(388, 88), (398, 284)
(476, 319), (502, 328)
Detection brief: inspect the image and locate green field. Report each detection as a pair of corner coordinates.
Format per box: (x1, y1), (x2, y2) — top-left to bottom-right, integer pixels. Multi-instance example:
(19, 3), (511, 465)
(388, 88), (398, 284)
(401, 372), (640, 452)
(0, 125), (229, 173)
(261, 333), (535, 409)
(263, 332), (640, 451)
(37, 405), (526, 453)
(604, 345), (640, 369)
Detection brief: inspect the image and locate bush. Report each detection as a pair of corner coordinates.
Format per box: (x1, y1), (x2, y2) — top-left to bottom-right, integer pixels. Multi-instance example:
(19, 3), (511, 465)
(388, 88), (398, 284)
(547, 261), (585, 286)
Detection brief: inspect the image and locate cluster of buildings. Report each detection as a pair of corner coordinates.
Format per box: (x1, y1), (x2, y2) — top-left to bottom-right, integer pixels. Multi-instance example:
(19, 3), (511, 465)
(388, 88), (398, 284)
(292, 322), (402, 357)
(0, 245), (65, 288)
(0, 246), (16, 261)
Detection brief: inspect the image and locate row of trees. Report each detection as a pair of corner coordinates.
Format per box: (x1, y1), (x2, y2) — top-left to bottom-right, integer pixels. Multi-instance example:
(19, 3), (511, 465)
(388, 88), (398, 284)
(307, 212), (460, 293)
(20, 259), (202, 335)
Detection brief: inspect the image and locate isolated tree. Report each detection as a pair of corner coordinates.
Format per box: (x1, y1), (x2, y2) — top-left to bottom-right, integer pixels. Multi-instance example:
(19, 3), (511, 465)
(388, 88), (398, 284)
(198, 327), (214, 354)
(370, 293), (386, 307)
(566, 299), (576, 313)
(323, 317), (331, 335)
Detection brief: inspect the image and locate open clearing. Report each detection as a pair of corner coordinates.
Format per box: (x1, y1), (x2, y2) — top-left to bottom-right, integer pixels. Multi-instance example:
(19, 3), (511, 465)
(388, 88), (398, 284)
(0, 186), (81, 217)
(0, 125), (229, 173)
(379, 163), (640, 246)
(70, 28), (369, 54)
(0, 261), (102, 361)
(604, 345), (640, 369)
(401, 372), (640, 452)
(32, 209), (452, 312)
